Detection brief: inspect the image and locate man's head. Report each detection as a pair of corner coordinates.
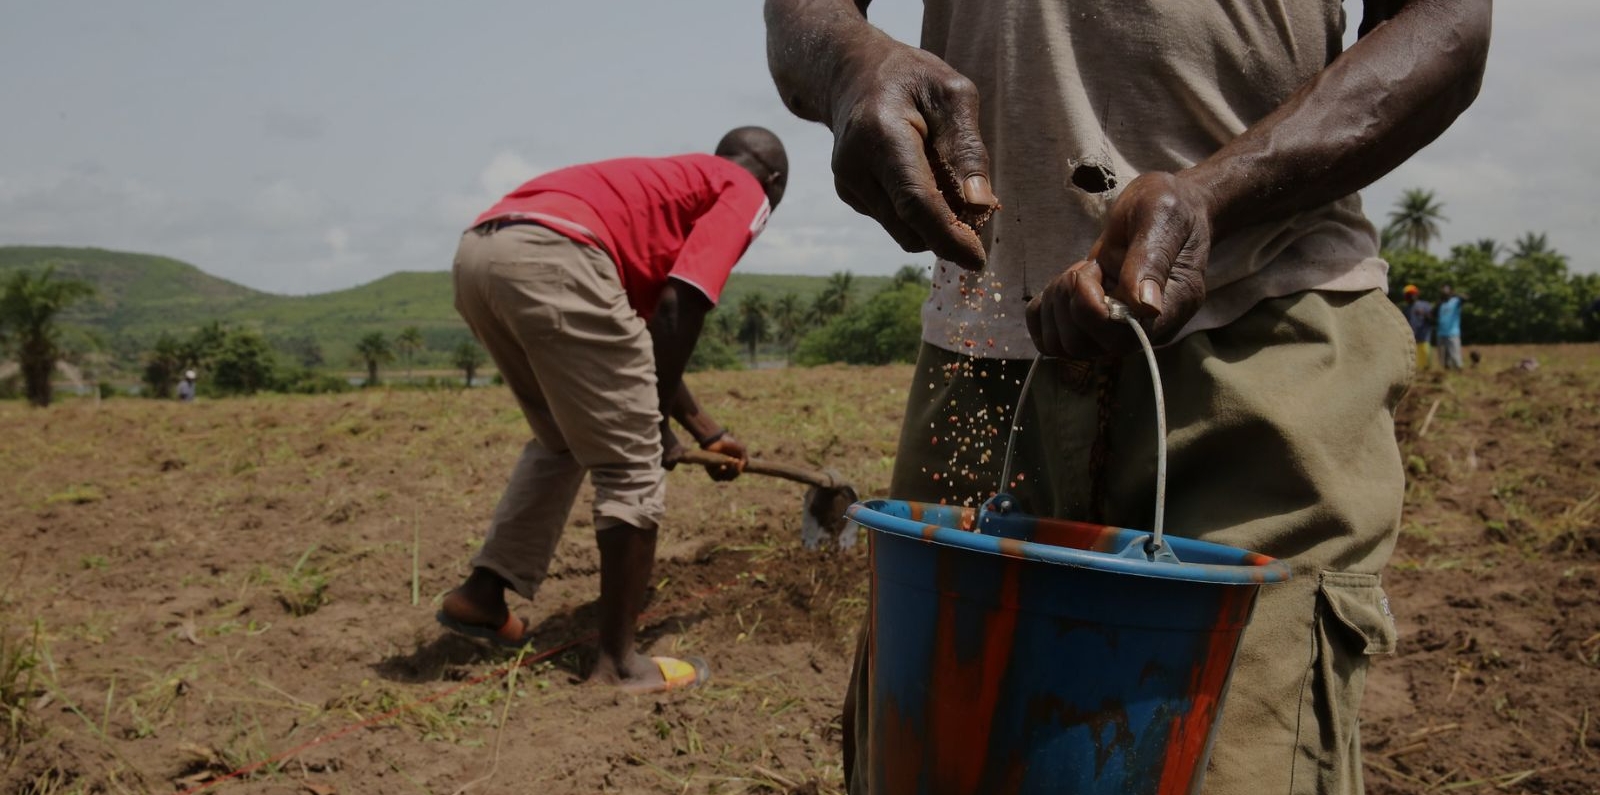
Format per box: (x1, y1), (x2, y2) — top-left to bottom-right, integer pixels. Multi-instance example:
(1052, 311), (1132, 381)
(1440, 283), (1455, 298)
(1403, 284), (1420, 302)
(184, 370), (197, 381)
(716, 126), (788, 209)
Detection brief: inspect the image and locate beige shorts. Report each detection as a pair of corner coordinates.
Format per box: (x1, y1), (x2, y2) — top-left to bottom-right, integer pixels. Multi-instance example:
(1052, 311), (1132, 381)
(452, 222), (666, 599)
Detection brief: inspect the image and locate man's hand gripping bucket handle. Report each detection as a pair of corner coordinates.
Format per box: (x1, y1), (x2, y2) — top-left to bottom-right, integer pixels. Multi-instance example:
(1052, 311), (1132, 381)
(996, 297), (1175, 563)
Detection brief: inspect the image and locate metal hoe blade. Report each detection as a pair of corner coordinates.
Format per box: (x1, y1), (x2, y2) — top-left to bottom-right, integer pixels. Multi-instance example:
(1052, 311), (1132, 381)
(680, 448), (859, 550)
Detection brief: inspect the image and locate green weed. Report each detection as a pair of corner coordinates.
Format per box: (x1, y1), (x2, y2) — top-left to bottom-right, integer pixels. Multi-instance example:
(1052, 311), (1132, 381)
(1405, 454), (1429, 476)
(43, 484), (104, 505)
(2, 620), (44, 749)
(1540, 491), (1599, 555)
(273, 544), (330, 617)
(210, 706), (280, 781)
(17, 767), (85, 795)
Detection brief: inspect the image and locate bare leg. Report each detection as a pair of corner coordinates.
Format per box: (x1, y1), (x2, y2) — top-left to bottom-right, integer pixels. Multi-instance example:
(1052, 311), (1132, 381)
(587, 522), (664, 688)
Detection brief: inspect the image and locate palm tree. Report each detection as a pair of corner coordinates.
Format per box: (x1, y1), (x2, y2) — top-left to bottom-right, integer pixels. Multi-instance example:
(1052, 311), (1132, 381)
(1385, 188), (1446, 253)
(1378, 224), (1403, 254)
(710, 310), (739, 347)
(892, 264), (930, 288)
(355, 331), (393, 386)
(1510, 232), (1554, 261)
(1471, 238), (1505, 262)
(452, 340), (487, 387)
(0, 266), (97, 407)
(736, 293), (770, 366)
(814, 271), (855, 321)
(772, 292), (807, 363)
(396, 326), (425, 383)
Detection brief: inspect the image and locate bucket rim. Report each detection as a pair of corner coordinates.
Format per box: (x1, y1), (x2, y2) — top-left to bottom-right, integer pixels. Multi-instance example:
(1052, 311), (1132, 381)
(849, 499), (1292, 585)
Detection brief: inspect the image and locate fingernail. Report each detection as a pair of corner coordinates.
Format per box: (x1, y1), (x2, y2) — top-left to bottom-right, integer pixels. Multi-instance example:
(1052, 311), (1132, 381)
(1138, 279), (1163, 314)
(962, 175), (997, 206)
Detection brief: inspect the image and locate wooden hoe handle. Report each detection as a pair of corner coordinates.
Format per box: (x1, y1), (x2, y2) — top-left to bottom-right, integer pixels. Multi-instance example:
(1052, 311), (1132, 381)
(677, 448), (839, 490)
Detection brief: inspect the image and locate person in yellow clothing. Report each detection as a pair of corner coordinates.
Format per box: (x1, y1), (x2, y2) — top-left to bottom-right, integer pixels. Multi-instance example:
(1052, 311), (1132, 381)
(1403, 284), (1435, 370)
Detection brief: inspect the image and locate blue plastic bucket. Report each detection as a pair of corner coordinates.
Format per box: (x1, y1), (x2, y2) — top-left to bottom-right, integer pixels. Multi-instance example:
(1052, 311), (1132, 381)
(852, 497), (1291, 795)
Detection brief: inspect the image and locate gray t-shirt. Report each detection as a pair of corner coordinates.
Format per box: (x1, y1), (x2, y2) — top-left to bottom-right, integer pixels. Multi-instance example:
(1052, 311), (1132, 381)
(917, 0), (1389, 357)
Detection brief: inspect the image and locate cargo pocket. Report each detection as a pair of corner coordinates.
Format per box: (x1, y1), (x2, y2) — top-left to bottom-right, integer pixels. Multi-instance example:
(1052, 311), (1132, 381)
(1295, 571), (1398, 795)
(489, 259), (565, 340)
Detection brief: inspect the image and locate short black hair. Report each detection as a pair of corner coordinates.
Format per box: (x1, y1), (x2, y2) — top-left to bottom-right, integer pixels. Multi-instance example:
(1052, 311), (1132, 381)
(716, 126), (787, 178)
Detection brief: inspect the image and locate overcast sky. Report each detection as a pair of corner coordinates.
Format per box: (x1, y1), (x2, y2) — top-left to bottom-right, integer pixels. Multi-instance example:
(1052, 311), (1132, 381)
(0, 2), (1591, 295)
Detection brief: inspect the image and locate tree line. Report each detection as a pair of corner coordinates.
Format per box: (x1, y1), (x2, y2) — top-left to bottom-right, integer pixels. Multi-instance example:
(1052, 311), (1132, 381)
(0, 266), (494, 406)
(136, 324), (491, 400)
(5, 189), (1598, 406)
(1382, 189), (1600, 343)
(694, 265), (931, 370)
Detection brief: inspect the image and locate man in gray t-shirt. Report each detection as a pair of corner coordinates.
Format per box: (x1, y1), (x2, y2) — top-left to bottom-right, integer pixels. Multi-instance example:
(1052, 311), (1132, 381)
(769, 1), (1489, 792)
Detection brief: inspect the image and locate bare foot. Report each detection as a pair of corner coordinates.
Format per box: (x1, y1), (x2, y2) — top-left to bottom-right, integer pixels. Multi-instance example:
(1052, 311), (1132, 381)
(591, 653), (710, 694)
(589, 650), (665, 690)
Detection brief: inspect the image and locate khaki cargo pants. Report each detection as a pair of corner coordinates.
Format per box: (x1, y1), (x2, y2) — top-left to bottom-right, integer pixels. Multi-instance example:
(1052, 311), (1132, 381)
(452, 222), (666, 600)
(847, 289), (1414, 794)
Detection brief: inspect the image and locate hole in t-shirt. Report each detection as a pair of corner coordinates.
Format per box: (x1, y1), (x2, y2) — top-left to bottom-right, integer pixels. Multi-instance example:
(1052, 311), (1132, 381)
(1071, 162), (1118, 194)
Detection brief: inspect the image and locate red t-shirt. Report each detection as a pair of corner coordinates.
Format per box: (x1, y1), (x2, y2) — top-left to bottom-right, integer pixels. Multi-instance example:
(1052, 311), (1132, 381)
(473, 153), (771, 319)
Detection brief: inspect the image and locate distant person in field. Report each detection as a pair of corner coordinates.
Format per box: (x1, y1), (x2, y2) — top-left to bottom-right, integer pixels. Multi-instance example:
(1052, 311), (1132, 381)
(1436, 283), (1466, 370)
(177, 369), (197, 402)
(1403, 284), (1435, 369)
(437, 127), (788, 694)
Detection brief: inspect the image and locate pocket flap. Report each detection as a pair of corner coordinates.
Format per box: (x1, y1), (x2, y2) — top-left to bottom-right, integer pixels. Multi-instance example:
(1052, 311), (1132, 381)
(1320, 571), (1398, 655)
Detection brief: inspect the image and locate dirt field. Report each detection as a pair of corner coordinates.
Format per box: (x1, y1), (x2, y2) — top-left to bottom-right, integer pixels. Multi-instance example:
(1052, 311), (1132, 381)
(2, 346), (1597, 795)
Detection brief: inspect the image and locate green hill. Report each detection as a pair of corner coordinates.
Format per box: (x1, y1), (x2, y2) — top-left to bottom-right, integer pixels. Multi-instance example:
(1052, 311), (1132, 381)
(0, 246), (899, 373)
(0, 246), (266, 332)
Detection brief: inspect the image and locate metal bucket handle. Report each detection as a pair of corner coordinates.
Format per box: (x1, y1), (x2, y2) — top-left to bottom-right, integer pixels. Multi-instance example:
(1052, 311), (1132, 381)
(997, 297), (1170, 560)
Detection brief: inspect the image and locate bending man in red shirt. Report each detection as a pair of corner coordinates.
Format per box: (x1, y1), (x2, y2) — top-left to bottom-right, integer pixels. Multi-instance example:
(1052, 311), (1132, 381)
(439, 126), (787, 693)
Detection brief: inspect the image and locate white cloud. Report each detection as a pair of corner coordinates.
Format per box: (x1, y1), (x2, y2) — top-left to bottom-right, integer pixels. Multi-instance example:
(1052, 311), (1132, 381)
(324, 226), (350, 255)
(478, 151), (546, 198)
(434, 151), (551, 228)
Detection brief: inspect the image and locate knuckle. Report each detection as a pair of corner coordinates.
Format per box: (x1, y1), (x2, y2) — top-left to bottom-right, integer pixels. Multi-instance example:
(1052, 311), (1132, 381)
(888, 180), (936, 218)
(936, 72), (978, 103)
(1150, 191), (1183, 214)
(838, 102), (900, 141)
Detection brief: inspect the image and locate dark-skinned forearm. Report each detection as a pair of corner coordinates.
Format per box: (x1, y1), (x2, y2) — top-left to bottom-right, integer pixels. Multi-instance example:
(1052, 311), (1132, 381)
(765, 0), (882, 125)
(1185, 0), (1491, 240)
(668, 382), (722, 443)
(647, 283), (720, 443)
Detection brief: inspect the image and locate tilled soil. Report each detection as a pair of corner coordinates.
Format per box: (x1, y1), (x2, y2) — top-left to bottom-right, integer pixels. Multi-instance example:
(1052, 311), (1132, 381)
(2, 347), (1596, 794)
(1363, 346), (1600, 795)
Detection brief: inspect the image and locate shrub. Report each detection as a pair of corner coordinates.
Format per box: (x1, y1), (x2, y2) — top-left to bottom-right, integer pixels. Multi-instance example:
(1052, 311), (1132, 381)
(210, 330), (278, 395)
(688, 335), (745, 372)
(794, 282), (925, 366)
